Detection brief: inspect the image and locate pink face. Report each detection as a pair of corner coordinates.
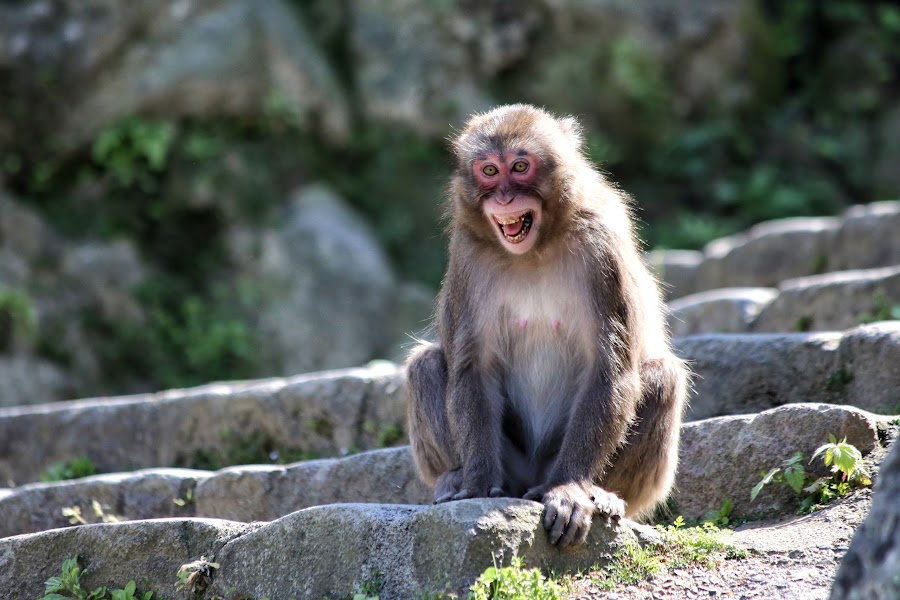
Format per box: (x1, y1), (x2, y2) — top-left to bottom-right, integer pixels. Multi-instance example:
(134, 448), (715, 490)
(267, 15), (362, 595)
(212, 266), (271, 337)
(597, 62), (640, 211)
(473, 151), (543, 255)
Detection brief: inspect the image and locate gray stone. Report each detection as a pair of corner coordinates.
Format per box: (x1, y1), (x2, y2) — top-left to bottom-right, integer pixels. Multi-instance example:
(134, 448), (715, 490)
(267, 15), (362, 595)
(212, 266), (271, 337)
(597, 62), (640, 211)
(831, 202), (900, 272)
(753, 266), (900, 333)
(350, 1), (537, 134)
(195, 447), (429, 522)
(0, 518), (254, 600)
(647, 249), (703, 301)
(0, 0), (349, 154)
(831, 439), (900, 600)
(0, 500), (656, 600)
(229, 184), (399, 376)
(0, 468), (208, 538)
(695, 217), (840, 292)
(676, 323), (900, 421)
(0, 365), (407, 486)
(675, 331), (844, 421)
(0, 356), (70, 408)
(839, 323), (900, 415)
(211, 500), (657, 599)
(673, 403), (886, 520)
(668, 287), (777, 336)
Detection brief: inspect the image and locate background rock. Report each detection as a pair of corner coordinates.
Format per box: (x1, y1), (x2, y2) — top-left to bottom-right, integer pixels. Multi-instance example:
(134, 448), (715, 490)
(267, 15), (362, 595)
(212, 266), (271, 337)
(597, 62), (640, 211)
(0, 500), (657, 600)
(831, 439), (900, 600)
(752, 266), (900, 333)
(673, 403), (886, 520)
(668, 287), (777, 337)
(0, 365), (407, 486)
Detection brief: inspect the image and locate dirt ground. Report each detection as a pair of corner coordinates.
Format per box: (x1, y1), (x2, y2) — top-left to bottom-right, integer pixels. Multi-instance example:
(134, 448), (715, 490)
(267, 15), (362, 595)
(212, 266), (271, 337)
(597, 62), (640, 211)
(570, 488), (869, 599)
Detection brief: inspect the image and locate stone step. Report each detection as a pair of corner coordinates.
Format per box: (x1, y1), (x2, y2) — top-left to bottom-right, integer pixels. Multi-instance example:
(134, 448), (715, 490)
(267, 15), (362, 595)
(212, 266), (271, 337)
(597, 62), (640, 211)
(2, 404), (891, 538)
(668, 265), (900, 336)
(676, 322), (900, 421)
(0, 363), (406, 486)
(3, 324), (899, 486)
(0, 499), (657, 600)
(649, 201), (900, 300)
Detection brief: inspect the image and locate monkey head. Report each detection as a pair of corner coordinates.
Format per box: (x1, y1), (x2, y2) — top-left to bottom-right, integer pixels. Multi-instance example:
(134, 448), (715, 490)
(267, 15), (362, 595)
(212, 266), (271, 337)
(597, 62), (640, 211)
(450, 104), (585, 256)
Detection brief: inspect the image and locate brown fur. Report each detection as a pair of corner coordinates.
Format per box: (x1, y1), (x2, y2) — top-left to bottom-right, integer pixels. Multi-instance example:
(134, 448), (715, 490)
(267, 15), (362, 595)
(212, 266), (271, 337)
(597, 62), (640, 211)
(407, 104), (688, 546)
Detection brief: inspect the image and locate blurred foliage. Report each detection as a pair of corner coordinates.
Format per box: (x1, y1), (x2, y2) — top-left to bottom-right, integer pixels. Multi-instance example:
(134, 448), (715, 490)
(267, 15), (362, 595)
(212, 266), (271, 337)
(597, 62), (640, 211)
(2, 0), (900, 394)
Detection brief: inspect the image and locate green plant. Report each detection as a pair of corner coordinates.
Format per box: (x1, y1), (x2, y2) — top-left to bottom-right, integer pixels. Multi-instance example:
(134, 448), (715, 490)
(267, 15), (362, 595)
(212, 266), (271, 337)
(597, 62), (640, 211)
(859, 290), (900, 324)
(751, 435), (871, 513)
(352, 571), (384, 600)
(92, 117), (176, 188)
(588, 519), (744, 590)
(469, 556), (565, 600)
(39, 556), (153, 600)
(0, 289), (37, 350)
(61, 500), (122, 526)
(825, 369), (855, 392)
(41, 457), (98, 482)
(176, 556), (219, 596)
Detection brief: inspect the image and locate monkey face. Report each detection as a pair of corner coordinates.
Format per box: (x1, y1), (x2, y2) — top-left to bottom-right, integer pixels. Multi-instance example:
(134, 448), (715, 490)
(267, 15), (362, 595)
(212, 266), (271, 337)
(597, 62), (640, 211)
(473, 151), (544, 255)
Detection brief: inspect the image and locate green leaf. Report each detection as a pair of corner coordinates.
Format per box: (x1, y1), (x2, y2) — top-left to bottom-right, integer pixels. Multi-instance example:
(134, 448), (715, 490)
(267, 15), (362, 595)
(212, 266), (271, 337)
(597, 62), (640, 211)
(783, 463), (807, 494)
(751, 467), (780, 501)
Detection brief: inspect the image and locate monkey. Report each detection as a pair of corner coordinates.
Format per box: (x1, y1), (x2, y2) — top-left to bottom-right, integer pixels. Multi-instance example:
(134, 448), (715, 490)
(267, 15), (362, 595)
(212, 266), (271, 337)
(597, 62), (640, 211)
(406, 104), (688, 547)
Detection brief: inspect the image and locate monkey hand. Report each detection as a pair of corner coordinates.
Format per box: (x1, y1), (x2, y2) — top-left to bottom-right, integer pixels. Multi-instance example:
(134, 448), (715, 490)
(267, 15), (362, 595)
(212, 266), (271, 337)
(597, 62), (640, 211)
(589, 485), (626, 521)
(525, 482), (612, 547)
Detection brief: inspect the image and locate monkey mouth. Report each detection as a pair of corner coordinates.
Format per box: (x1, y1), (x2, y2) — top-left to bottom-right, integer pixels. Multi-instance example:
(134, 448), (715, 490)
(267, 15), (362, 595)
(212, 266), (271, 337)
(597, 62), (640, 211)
(493, 211), (534, 244)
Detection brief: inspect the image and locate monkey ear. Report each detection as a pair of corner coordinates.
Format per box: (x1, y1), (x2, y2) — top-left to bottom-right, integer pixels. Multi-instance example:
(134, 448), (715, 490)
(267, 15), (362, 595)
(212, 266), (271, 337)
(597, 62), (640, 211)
(557, 116), (585, 150)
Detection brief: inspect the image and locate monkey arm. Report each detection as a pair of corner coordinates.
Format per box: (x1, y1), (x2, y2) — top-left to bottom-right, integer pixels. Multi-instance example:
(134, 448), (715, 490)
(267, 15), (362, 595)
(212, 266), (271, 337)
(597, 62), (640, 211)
(444, 359), (505, 499)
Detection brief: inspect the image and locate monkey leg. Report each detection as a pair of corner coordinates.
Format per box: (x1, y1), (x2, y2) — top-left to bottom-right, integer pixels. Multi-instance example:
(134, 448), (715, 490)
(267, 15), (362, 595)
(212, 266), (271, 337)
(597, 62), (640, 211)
(601, 355), (688, 519)
(406, 342), (462, 501)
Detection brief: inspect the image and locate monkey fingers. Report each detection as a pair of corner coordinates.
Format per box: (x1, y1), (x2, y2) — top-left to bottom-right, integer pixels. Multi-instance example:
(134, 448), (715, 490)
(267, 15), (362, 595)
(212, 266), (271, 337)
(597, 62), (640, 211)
(449, 484), (505, 501)
(589, 485), (626, 520)
(529, 482), (596, 547)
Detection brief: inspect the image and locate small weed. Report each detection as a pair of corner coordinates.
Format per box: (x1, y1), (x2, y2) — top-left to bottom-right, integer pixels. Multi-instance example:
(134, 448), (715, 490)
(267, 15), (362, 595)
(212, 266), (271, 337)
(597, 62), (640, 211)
(173, 488), (194, 508)
(39, 556), (153, 600)
(751, 435), (871, 513)
(470, 556), (566, 600)
(363, 421), (405, 448)
(92, 117), (175, 188)
(179, 430), (317, 471)
(824, 369), (855, 392)
(859, 290), (900, 324)
(588, 520), (743, 591)
(794, 315), (813, 332)
(0, 289), (37, 350)
(176, 556), (219, 596)
(352, 570), (384, 600)
(41, 457), (98, 482)
(62, 500), (122, 526)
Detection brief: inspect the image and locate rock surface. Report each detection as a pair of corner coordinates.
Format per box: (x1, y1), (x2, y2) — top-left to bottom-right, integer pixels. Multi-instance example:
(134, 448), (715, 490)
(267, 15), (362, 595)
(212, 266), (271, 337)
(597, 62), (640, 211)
(2, 404), (890, 538)
(676, 322), (900, 421)
(668, 287), (777, 337)
(0, 0), (349, 155)
(752, 266), (900, 333)
(0, 365), (407, 486)
(227, 184), (404, 376)
(831, 434), (900, 600)
(674, 403), (887, 520)
(0, 499), (657, 600)
(651, 202), (900, 300)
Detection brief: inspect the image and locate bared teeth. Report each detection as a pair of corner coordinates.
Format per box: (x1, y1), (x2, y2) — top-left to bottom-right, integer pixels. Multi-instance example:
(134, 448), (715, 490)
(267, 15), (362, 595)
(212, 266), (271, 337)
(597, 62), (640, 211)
(496, 214), (525, 225)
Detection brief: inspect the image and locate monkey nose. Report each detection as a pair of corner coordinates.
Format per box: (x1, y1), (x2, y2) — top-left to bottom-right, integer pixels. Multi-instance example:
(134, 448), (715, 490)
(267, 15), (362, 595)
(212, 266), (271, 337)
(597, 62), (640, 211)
(497, 192), (516, 205)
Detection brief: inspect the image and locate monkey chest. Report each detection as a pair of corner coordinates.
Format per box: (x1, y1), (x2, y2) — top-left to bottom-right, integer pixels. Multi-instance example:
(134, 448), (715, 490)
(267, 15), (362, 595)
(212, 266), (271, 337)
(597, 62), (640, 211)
(484, 281), (596, 435)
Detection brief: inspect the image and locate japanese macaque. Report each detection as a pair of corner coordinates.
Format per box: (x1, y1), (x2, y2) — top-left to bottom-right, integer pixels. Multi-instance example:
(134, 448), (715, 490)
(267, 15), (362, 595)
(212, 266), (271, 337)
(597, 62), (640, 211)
(406, 104), (687, 547)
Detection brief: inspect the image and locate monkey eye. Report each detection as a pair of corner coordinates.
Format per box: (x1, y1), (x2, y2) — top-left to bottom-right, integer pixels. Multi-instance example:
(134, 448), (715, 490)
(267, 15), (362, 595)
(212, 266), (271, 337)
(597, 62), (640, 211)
(512, 160), (528, 173)
(482, 164), (498, 176)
